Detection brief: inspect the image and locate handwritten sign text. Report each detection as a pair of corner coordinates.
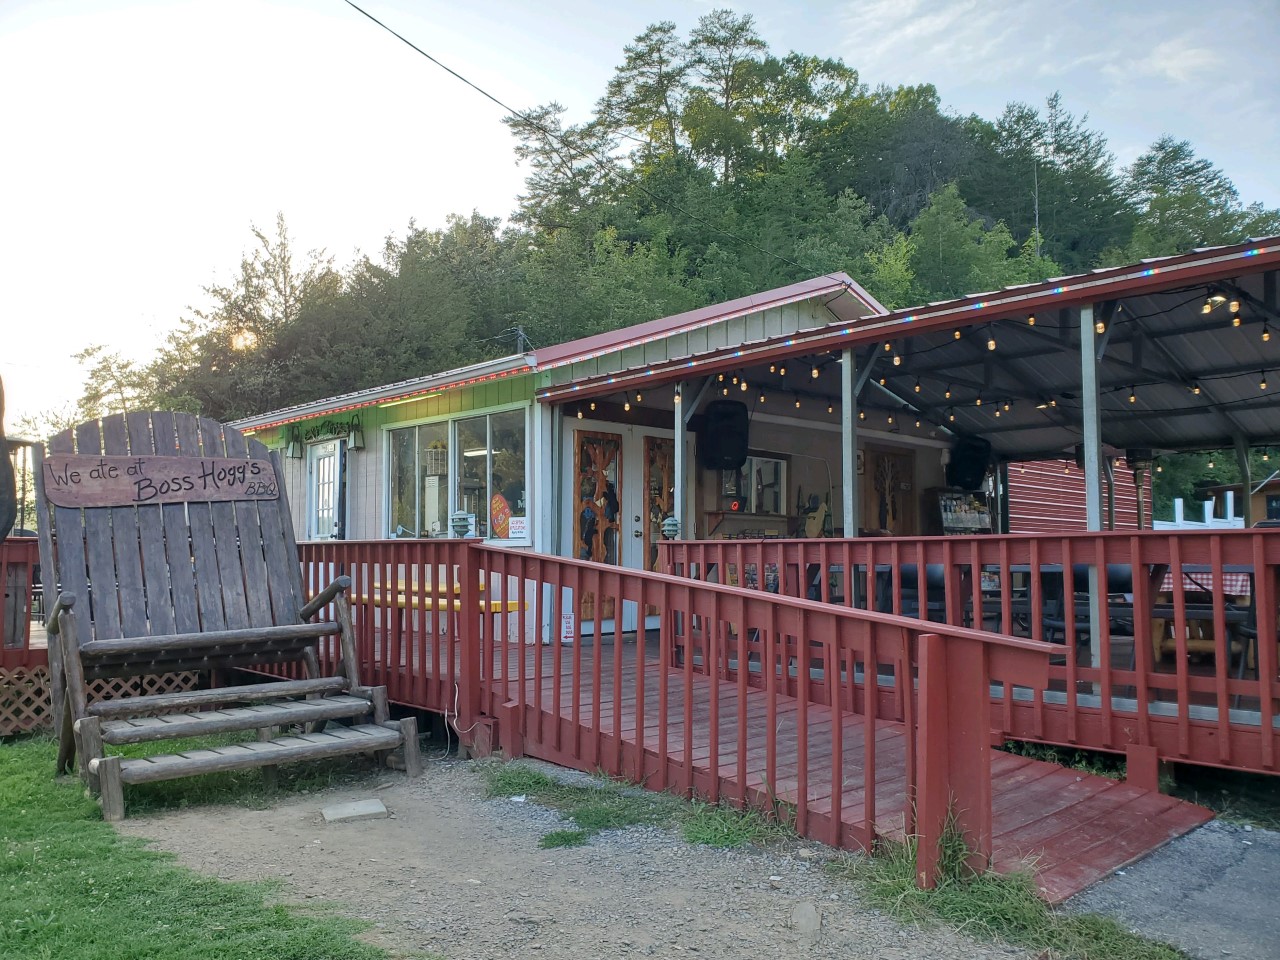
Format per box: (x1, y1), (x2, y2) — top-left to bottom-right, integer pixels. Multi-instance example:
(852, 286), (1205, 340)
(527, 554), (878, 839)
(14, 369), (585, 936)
(43, 455), (280, 508)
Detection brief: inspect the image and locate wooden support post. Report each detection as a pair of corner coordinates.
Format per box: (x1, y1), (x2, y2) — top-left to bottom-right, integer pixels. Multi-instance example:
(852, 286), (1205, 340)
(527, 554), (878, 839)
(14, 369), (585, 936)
(96, 756), (125, 822)
(1125, 743), (1162, 794)
(333, 592), (361, 688)
(75, 716), (104, 794)
(457, 545), (483, 734)
(399, 716), (422, 778)
(257, 726), (279, 790)
(916, 633), (993, 888)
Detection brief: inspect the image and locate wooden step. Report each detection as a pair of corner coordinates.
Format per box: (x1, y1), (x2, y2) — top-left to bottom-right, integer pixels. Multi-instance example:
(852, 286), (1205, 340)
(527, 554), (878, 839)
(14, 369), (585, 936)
(87, 677), (350, 718)
(92, 724), (402, 785)
(94, 695), (373, 745)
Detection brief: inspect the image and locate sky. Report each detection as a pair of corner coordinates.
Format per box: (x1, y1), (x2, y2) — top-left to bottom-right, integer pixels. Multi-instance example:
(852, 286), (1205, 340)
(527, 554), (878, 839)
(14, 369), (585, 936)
(2, 0), (1277, 431)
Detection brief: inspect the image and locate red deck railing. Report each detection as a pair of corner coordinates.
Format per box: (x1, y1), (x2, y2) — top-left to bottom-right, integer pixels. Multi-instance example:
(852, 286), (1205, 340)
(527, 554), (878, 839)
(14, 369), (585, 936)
(295, 538), (1050, 886)
(1, 537), (42, 670)
(660, 531), (1280, 786)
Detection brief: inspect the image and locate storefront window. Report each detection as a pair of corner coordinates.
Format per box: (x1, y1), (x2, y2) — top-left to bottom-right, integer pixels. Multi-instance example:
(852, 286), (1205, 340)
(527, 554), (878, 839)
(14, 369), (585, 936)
(386, 409), (528, 540)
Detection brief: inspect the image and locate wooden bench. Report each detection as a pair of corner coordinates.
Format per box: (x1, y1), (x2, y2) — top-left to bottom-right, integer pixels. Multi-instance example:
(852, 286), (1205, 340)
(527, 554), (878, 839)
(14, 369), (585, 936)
(36, 411), (421, 820)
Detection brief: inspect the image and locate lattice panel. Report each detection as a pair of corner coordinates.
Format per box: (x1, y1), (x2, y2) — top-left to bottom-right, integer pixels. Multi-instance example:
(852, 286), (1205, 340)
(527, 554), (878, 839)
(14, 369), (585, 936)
(0, 668), (203, 734)
(0, 667), (52, 734)
(87, 672), (201, 704)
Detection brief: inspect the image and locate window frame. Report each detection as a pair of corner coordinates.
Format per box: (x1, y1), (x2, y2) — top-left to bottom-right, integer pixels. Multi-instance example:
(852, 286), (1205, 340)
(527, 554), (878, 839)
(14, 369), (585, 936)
(381, 402), (532, 545)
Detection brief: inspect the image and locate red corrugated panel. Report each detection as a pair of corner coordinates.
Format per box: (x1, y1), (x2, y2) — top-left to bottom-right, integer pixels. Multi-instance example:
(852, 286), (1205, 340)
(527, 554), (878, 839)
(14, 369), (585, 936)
(1007, 460), (1150, 533)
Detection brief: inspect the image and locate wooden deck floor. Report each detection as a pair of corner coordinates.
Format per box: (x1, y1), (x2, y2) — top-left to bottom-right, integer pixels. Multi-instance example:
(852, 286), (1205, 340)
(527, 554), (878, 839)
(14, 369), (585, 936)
(369, 634), (1213, 903)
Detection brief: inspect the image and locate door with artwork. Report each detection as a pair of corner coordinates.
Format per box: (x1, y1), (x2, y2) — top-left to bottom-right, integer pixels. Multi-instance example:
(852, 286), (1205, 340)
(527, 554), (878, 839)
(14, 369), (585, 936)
(574, 430), (622, 621)
(862, 448), (916, 536)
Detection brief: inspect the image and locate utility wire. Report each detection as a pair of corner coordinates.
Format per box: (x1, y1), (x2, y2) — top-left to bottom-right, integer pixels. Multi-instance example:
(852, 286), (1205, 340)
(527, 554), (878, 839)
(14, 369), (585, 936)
(339, 0), (862, 297)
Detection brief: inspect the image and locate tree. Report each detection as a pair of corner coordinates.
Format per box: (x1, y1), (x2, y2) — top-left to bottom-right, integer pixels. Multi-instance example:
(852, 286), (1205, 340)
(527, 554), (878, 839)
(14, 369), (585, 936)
(73, 345), (156, 420)
(684, 8), (767, 182)
(598, 21), (690, 166)
(1121, 136), (1280, 258)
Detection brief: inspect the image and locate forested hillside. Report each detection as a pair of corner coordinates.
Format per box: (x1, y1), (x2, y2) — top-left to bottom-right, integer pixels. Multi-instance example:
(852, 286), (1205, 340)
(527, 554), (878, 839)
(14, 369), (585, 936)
(78, 9), (1278, 424)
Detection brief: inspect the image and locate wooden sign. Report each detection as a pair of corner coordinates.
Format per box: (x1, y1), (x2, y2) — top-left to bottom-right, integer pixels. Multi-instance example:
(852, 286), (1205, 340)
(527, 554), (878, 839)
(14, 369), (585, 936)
(43, 455), (279, 508)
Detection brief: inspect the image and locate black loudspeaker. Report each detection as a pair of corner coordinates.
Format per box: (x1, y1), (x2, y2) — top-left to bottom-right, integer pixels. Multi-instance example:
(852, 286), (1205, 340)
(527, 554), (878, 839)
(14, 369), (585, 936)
(698, 400), (749, 470)
(946, 436), (991, 491)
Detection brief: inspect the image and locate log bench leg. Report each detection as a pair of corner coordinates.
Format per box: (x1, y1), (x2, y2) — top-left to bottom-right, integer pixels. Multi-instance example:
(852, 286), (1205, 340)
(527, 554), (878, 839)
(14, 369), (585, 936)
(257, 727), (279, 790)
(400, 717), (422, 779)
(75, 717), (104, 796)
(97, 756), (125, 822)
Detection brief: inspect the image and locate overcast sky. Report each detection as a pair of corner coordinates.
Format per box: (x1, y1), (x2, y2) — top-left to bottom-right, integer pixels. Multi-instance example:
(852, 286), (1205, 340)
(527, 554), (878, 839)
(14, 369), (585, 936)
(3, 0), (1277, 429)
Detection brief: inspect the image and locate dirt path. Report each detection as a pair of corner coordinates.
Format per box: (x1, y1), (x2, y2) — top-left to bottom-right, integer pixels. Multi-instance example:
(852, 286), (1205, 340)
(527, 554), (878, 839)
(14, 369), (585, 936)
(117, 758), (1033, 960)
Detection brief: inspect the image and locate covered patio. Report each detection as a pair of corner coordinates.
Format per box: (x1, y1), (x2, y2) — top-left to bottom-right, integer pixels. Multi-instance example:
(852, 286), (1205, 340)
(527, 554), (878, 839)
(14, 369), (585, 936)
(536, 237), (1280, 782)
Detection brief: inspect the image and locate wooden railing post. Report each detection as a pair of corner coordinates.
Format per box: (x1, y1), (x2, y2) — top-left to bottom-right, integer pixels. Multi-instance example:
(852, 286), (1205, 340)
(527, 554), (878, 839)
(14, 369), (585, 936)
(916, 632), (992, 887)
(457, 540), (483, 734)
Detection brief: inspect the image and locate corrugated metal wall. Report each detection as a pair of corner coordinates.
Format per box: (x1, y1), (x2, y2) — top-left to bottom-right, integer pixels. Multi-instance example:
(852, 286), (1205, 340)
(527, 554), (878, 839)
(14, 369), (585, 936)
(1006, 460), (1150, 533)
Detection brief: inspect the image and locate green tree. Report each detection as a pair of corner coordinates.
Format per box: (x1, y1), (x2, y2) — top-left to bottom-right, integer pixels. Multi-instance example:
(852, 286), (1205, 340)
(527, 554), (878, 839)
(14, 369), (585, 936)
(598, 21), (690, 166)
(684, 8), (768, 182)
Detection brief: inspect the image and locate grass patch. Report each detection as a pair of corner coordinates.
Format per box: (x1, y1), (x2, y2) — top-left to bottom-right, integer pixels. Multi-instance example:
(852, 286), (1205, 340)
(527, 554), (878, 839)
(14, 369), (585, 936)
(1166, 764), (1280, 831)
(827, 838), (1185, 960)
(1000, 740), (1128, 780)
(0, 735), (391, 960)
(681, 802), (793, 848)
(481, 760), (794, 850)
(538, 829), (590, 849)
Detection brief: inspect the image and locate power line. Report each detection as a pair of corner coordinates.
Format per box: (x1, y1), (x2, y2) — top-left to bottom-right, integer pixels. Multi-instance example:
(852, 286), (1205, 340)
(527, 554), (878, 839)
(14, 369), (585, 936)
(339, 0), (860, 297)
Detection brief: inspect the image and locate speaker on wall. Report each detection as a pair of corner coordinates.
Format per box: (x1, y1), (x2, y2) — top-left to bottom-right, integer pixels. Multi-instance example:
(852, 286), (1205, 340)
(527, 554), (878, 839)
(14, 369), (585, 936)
(698, 399), (749, 471)
(946, 436), (991, 491)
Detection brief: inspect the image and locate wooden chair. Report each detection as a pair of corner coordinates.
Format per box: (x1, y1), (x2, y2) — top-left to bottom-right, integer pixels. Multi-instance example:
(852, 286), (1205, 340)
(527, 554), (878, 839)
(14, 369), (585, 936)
(35, 411), (420, 820)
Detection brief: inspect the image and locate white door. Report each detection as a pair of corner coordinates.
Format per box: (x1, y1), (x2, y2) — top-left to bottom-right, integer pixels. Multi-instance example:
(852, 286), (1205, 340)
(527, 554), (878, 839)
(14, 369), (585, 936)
(306, 440), (341, 540)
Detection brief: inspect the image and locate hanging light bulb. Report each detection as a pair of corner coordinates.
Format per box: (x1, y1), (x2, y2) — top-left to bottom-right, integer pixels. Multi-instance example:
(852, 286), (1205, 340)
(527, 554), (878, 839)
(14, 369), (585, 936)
(975, 394), (983, 407)
(673, 389), (681, 404)
(858, 410), (866, 421)
(1261, 370), (1269, 391)
(718, 372), (725, 382)
(986, 328), (997, 351)
(635, 391), (643, 404)
(1191, 383), (1201, 396)
(731, 374), (739, 385)
(624, 399), (632, 412)
(576, 409), (584, 419)
(1095, 318), (1106, 335)
(994, 408), (1001, 418)
(794, 395), (801, 409)
(722, 386), (729, 396)
(1129, 386), (1137, 404)
(1202, 296), (1215, 314)
(1208, 458), (1215, 468)
(878, 376), (886, 386)
(740, 378), (748, 392)
(948, 409), (956, 422)
(1264, 323), (1272, 343)
(1156, 464), (1163, 473)
(883, 342), (893, 352)
(590, 401), (597, 411)
(887, 413), (894, 425)
(811, 365), (820, 379)
(914, 418), (922, 428)
(1232, 312), (1242, 328)
(1230, 297), (1242, 313)
(779, 365), (787, 377)
(1003, 400), (1011, 412)
(827, 402), (834, 414)
(769, 363), (776, 374)
(913, 378), (921, 393)
(1064, 463), (1070, 473)
(892, 353), (902, 366)
(1027, 314), (1036, 326)
(759, 391), (766, 404)
(953, 329), (962, 340)
(1265, 450), (1271, 462)
(944, 384), (952, 400)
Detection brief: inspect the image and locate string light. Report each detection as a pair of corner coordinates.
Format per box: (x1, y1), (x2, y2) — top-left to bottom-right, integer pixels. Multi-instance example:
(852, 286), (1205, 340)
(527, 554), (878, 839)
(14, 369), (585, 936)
(878, 376), (886, 386)
(1095, 318), (1106, 334)
(576, 409), (584, 419)
(740, 379), (748, 392)
(914, 417), (922, 428)
(994, 408), (1001, 418)
(635, 391), (643, 403)
(624, 398), (632, 412)
(1156, 464), (1163, 473)
(975, 394), (983, 407)
(953, 329), (962, 340)
(948, 409), (956, 422)
(1208, 458), (1215, 468)
(722, 385), (729, 396)
(718, 373), (725, 382)
(1265, 450), (1271, 462)
(1190, 383), (1201, 396)
(759, 391), (766, 404)
(986, 327), (997, 351)
(1261, 370), (1269, 391)
(811, 365), (820, 379)
(944, 384), (952, 399)
(883, 342), (893, 352)
(1232, 311), (1242, 328)
(673, 389), (681, 404)
(779, 365), (786, 377)
(914, 378), (922, 393)
(1230, 297), (1242, 313)
(887, 413), (894, 425)
(892, 353), (902, 366)
(1027, 314), (1036, 326)
(1128, 386), (1137, 404)
(859, 410), (866, 421)
(1264, 323), (1272, 343)
(794, 395), (801, 409)
(827, 402), (834, 414)
(769, 363), (776, 373)
(731, 374), (739, 385)
(1003, 400), (1011, 412)
(590, 401), (596, 411)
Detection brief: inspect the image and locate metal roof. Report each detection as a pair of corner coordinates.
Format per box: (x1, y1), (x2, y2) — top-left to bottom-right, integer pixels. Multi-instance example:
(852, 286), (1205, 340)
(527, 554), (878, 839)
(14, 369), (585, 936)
(229, 354), (534, 432)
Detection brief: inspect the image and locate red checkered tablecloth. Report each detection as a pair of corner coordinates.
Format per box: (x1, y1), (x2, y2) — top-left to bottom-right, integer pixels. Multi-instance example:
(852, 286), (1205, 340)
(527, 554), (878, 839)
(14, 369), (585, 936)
(1159, 570), (1253, 596)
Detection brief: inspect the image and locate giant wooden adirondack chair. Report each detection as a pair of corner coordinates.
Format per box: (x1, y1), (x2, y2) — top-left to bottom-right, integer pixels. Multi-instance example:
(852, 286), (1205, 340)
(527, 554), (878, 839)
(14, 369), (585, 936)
(36, 411), (419, 820)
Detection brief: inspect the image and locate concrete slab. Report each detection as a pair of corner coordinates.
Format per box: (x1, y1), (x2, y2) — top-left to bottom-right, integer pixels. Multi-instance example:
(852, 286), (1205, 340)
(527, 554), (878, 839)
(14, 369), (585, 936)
(1068, 820), (1280, 960)
(321, 798), (389, 824)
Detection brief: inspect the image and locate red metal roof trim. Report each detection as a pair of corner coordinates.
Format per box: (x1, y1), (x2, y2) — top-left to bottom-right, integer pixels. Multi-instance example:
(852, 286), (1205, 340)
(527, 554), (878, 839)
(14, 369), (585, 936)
(533, 272), (881, 370)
